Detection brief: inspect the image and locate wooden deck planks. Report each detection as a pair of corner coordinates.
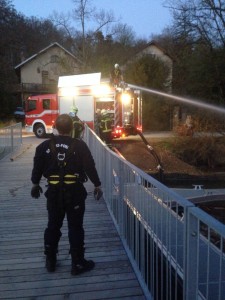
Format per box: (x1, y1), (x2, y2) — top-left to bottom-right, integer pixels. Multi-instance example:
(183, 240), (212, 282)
(0, 137), (146, 299)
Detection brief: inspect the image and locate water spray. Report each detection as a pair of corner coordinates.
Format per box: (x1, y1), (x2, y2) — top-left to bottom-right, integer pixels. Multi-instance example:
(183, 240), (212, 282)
(126, 82), (225, 182)
(128, 84), (225, 115)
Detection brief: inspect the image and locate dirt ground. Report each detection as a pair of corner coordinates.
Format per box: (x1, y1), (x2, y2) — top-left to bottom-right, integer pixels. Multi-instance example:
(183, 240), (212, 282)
(113, 136), (225, 186)
(114, 138), (201, 175)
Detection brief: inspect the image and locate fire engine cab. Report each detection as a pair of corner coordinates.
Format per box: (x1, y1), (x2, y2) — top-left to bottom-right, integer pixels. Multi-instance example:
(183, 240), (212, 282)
(24, 73), (142, 138)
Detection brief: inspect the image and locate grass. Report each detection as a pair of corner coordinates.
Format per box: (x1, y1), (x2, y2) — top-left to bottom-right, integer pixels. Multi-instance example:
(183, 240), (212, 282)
(153, 136), (225, 170)
(0, 119), (18, 128)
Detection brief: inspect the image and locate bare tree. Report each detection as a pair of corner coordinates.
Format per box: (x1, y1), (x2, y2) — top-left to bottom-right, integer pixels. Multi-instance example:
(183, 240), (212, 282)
(71, 0), (116, 69)
(164, 0), (225, 48)
(50, 0), (117, 70)
(111, 23), (136, 46)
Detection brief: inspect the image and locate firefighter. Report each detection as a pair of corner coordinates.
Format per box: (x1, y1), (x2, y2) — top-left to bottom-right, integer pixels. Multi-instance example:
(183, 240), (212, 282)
(31, 114), (103, 275)
(99, 109), (113, 145)
(110, 63), (123, 87)
(184, 115), (194, 136)
(94, 108), (102, 136)
(69, 107), (84, 139)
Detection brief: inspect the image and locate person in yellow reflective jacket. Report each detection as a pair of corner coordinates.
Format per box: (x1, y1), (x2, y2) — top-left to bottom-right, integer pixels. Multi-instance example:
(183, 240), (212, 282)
(31, 114), (103, 275)
(69, 107), (84, 139)
(99, 109), (113, 144)
(110, 63), (123, 87)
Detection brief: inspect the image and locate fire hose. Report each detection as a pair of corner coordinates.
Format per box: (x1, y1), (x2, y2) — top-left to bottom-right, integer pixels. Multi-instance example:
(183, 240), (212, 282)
(135, 129), (164, 182)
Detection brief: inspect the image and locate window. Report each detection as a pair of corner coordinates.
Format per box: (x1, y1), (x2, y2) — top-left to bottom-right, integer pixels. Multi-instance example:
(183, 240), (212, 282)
(43, 99), (50, 110)
(42, 70), (48, 78)
(50, 55), (60, 63)
(27, 100), (36, 112)
(42, 71), (49, 84)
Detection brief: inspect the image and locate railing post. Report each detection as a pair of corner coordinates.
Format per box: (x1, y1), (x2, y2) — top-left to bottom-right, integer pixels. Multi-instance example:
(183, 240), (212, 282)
(118, 160), (125, 235)
(0, 123), (23, 160)
(183, 207), (199, 299)
(11, 126), (14, 153)
(20, 123), (23, 145)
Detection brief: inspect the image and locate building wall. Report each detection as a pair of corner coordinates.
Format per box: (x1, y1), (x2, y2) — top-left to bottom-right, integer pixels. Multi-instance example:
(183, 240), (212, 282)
(139, 44), (173, 93)
(138, 44), (172, 67)
(123, 43), (173, 93)
(20, 46), (80, 84)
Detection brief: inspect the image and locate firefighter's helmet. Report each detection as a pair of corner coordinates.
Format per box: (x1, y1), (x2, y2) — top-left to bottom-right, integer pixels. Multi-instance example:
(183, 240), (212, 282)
(101, 109), (111, 117)
(69, 106), (78, 117)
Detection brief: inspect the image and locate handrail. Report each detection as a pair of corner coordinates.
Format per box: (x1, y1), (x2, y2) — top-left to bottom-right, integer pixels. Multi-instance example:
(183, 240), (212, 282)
(0, 123), (22, 160)
(84, 124), (225, 300)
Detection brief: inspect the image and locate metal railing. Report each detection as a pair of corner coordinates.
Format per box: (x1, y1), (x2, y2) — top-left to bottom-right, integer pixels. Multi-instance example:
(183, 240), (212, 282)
(84, 126), (225, 300)
(13, 83), (57, 94)
(0, 123), (22, 160)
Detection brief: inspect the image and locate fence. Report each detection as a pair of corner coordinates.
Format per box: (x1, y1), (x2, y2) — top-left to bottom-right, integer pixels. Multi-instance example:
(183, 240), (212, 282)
(0, 123), (22, 160)
(84, 126), (225, 300)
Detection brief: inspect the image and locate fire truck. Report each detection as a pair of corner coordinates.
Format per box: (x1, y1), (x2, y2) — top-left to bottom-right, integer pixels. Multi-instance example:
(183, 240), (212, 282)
(24, 73), (142, 138)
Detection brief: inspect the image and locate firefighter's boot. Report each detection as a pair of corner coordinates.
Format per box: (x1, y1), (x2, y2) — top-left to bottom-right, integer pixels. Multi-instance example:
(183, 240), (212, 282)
(70, 248), (95, 276)
(44, 245), (57, 272)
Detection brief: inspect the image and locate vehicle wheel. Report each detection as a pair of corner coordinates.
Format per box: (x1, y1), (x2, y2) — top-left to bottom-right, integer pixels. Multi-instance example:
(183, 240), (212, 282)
(34, 124), (46, 138)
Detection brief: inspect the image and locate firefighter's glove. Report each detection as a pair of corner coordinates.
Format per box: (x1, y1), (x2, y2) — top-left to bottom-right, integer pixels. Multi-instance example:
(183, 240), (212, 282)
(94, 187), (103, 201)
(31, 184), (43, 199)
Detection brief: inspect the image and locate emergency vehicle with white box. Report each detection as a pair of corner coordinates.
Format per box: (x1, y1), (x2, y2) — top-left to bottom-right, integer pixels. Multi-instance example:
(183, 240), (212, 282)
(24, 72), (142, 138)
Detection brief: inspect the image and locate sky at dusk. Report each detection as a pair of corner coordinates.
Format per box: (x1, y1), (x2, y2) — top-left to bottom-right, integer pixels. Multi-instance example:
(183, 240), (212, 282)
(12, 0), (172, 40)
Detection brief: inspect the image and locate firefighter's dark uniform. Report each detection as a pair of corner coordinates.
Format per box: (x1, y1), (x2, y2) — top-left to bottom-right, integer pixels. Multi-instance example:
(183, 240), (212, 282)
(110, 68), (123, 86)
(31, 135), (101, 270)
(99, 113), (113, 144)
(71, 115), (84, 139)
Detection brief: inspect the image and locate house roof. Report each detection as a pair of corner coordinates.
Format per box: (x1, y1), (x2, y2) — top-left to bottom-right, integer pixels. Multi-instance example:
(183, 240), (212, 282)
(143, 40), (172, 60)
(14, 42), (80, 69)
(121, 40), (172, 71)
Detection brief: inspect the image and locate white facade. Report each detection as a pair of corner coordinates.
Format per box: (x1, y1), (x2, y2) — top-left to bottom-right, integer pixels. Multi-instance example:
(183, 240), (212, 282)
(15, 43), (80, 85)
(124, 42), (173, 93)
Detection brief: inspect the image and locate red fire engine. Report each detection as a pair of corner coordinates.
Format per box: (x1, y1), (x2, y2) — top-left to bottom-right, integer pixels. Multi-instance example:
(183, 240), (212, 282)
(24, 73), (142, 138)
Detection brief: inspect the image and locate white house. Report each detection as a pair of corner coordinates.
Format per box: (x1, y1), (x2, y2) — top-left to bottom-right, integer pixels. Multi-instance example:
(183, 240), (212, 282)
(124, 41), (173, 93)
(15, 42), (81, 98)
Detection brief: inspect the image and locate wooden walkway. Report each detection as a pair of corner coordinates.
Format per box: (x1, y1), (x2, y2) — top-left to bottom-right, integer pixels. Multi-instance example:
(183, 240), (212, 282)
(0, 137), (146, 300)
